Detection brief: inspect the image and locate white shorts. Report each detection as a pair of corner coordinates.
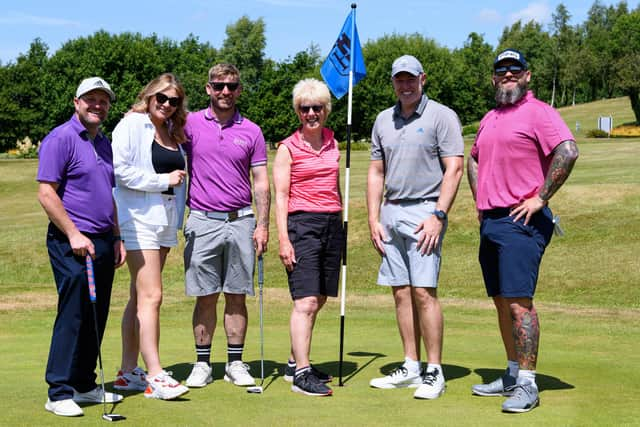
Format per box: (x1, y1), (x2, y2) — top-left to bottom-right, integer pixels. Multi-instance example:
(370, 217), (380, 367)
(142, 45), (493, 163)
(377, 199), (447, 288)
(121, 194), (179, 250)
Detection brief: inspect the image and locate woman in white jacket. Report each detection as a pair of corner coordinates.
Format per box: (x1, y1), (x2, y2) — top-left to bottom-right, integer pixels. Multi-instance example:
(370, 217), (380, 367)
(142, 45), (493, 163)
(111, 73), (188, 400)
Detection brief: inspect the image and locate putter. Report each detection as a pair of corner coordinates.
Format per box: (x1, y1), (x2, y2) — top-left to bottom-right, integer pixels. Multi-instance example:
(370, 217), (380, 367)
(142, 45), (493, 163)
(247, 255), (265, 394)
(86, 255), (126, 422)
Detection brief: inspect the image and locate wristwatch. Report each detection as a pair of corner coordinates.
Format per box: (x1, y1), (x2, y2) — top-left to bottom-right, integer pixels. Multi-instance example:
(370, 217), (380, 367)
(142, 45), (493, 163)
(433, 210), (447, 221)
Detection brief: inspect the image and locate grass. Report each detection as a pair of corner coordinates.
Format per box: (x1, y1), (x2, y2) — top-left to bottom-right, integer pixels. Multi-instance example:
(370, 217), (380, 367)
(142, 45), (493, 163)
(0, 96), (639, 425)
(557, 96), (637, 139)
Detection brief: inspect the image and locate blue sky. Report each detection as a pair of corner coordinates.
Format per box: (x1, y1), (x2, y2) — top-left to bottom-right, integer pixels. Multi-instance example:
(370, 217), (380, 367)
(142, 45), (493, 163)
(0, 0), (636, 65)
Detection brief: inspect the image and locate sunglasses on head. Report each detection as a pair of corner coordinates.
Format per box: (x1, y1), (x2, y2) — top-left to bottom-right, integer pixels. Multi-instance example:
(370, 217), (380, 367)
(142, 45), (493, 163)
(494, 65), (526, 76)
(155, 92), (180, 107)
(299, 105), (324, 114)
(209, 81), (240, 91)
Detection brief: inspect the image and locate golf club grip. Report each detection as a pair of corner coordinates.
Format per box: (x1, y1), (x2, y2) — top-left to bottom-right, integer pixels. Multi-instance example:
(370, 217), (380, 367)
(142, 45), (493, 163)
(258, 255), (264, 285)
(85, 254), (97, 303)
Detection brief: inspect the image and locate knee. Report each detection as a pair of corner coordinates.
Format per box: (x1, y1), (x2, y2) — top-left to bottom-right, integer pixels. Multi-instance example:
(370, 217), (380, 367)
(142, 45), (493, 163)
(293, 297), (321, 315)
(224, 294), (247, 313)
(195, 294), (218, 313)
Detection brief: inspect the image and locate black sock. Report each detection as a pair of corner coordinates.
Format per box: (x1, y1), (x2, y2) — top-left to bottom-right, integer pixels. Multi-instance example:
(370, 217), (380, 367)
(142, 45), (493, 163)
(196, 344), (211, 364)
(227, 343), (244, 363)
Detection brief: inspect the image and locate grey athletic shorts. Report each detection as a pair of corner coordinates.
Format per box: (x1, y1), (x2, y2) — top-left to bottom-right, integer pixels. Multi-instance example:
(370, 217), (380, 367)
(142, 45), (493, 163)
(184, 210), (256, 297)
(377, 199), (447, 288)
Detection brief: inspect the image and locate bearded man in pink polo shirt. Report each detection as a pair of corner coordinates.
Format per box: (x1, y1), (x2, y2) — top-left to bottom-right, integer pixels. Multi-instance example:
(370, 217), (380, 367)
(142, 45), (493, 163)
(467, 49), (579, 413)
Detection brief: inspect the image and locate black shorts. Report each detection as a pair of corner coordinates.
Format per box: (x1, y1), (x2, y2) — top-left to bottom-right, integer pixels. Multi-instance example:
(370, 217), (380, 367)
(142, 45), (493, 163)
(287, 212), (344, 299)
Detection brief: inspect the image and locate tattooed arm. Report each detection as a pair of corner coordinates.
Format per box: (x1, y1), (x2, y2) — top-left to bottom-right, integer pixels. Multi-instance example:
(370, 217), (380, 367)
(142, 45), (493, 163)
(467, 155), (479, 202)
(511, 140), (579, 225)
(467, 155), (482, 223)
(539, 140), (579, 201)
(252, 164), (271, 255)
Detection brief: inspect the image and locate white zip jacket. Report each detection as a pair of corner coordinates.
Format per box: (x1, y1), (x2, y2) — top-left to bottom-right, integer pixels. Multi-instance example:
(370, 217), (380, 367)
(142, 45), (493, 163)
(112, 112), (186, 229)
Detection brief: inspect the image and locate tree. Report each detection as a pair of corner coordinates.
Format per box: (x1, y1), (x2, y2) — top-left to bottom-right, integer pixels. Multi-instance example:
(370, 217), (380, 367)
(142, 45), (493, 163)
(170, 34), (218, 111)
(610, 10), (640, 123)
(244, 48), (321, 144)
(450, 32), (495, 124)
(0, 38), (49, 151)
(498, 20), (555, 102)
(219, 16), (266, 92)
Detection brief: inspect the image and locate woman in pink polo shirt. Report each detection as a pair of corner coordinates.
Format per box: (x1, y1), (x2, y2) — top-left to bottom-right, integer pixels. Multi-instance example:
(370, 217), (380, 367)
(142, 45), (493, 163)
(273, 78), (344, 397)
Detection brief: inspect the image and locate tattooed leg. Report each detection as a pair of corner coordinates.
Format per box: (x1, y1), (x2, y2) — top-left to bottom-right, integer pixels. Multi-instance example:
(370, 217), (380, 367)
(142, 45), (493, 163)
(509, 298), (539, 370)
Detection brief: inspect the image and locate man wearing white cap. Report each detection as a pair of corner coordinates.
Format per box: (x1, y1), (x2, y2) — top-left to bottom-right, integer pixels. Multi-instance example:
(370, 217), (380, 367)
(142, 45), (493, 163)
(367, 55), (464, 399)
(37, 77), (126, 416)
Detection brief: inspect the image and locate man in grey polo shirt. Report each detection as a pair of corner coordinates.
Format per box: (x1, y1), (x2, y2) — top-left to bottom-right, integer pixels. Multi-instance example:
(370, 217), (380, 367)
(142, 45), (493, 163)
(367, 55), (464, 400)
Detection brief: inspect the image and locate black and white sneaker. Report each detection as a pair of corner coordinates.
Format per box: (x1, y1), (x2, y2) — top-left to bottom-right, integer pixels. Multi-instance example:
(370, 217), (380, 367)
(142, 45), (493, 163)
(291, 370), (333, 396)
(284, 363), (333, 383)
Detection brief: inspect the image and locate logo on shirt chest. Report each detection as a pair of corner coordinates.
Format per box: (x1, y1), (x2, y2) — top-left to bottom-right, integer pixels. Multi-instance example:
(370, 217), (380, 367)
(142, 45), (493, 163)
(233, 138), (248, 146)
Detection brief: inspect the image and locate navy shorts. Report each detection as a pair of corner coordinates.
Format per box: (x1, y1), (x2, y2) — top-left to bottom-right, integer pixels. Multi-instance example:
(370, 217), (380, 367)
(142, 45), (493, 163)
(287, 212), (344, 299)
(479, 207), (554, 298)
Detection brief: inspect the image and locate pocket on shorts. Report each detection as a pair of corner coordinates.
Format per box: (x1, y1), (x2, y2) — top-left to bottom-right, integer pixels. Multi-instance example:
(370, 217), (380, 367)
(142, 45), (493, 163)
(184, 212), (219, 239)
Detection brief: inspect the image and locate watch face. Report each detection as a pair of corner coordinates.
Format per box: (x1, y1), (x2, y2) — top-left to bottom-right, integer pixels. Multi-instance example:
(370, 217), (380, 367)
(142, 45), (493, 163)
(434, 210), (446, 220)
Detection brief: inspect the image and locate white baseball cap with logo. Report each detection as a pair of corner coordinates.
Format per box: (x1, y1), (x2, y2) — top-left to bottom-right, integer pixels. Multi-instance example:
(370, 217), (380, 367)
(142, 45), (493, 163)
(75, 77), (115, 101)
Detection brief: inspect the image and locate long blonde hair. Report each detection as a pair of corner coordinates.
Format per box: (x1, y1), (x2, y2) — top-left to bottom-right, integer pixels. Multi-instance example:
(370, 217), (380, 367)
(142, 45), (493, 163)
(132, 73), (187, 143)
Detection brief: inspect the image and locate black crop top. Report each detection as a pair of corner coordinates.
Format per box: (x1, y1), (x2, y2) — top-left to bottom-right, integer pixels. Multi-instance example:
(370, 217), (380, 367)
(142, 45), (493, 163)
(152, 140), (185, 195)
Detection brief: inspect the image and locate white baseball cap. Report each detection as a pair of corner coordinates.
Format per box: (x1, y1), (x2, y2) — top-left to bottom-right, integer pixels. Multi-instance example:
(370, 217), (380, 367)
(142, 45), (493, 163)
(391, 55), (424, 77)
(76, 77), (115, 101)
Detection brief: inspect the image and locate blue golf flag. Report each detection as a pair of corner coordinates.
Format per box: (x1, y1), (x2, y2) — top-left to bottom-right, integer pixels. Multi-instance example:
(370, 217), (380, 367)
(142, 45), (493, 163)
(321, 8), (366, 99)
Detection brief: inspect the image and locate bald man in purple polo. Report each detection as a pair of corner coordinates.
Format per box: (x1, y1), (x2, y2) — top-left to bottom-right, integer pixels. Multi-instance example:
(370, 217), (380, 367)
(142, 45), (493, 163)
(38, 77), (126, 417)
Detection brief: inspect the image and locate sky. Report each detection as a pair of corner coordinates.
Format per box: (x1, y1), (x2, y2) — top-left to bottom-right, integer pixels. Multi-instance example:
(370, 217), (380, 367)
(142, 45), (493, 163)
(0, 0), (637, 65)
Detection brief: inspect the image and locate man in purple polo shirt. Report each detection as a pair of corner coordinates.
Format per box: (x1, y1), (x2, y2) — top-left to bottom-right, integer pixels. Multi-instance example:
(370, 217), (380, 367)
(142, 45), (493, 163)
(37, 77), (127, 417)
(183, 63), (270, 389)
(467, 49), (579, 413)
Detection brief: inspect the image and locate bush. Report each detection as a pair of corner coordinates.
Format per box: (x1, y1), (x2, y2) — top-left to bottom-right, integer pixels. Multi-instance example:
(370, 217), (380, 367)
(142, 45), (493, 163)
(462, 123), (479, 136)
(338, 139), (370, 151)
(585, 129), (610, 138)
(14, 137), (40, 158)
(611, 124), (640, 137)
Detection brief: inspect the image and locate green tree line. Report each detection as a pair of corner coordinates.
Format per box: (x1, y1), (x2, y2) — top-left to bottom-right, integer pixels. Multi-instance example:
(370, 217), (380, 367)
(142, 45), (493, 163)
(0, 1), (638, 152)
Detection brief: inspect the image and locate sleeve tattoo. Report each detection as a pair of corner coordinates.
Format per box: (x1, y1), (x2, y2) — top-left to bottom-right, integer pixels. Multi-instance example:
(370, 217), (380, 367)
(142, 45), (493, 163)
(539, 140), (579, 201)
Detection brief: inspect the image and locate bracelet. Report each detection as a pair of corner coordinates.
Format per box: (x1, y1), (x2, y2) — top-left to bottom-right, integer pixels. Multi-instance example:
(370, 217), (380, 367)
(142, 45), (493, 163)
(113, 235), (123, 242)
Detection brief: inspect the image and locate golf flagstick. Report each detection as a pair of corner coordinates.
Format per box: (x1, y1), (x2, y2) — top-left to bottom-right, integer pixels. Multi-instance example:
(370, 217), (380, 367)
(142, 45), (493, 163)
(247, 255), (265, 394)
(85, 255), (125, 421)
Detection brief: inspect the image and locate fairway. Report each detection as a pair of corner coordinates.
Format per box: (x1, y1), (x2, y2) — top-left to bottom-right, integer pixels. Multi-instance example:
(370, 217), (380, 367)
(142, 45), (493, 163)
(1, 137), (639, 426)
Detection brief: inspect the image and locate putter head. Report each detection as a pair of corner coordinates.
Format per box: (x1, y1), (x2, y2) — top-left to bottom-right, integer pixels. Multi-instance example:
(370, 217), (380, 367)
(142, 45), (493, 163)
(246, 386), (263, 394)
(103, 414), (126, 422)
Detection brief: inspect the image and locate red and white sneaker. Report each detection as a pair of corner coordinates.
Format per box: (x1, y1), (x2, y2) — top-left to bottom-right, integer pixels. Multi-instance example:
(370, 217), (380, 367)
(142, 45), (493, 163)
(144, 371), (189, 400)
(114, 367), (147, 391)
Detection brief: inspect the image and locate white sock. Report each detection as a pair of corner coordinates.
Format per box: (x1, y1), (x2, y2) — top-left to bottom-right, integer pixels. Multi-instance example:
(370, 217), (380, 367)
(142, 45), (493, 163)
(426, 363), (442, 374)
(518, 369), (537, 387)
(507, 360), (519, 377)
(403, 357), (421, 374)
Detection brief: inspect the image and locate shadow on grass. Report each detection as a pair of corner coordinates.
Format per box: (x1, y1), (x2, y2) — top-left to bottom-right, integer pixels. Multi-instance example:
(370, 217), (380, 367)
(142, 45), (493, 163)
(473, 368), (575, 392)
(374, 361), (472, 381)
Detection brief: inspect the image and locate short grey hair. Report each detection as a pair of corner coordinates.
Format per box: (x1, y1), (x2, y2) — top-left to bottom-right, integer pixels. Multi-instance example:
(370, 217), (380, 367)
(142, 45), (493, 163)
(292, 78), (332, 114)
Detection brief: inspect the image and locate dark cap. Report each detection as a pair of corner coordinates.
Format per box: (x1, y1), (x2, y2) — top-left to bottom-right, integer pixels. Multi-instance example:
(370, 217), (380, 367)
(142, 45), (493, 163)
(493, 49), (528, 70)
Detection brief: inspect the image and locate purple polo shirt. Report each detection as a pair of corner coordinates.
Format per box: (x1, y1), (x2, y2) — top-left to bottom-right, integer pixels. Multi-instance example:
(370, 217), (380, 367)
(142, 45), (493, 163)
(184, 108), (267, 211)
(471, 91), (574, 210)
(37, 115), (116, 233)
